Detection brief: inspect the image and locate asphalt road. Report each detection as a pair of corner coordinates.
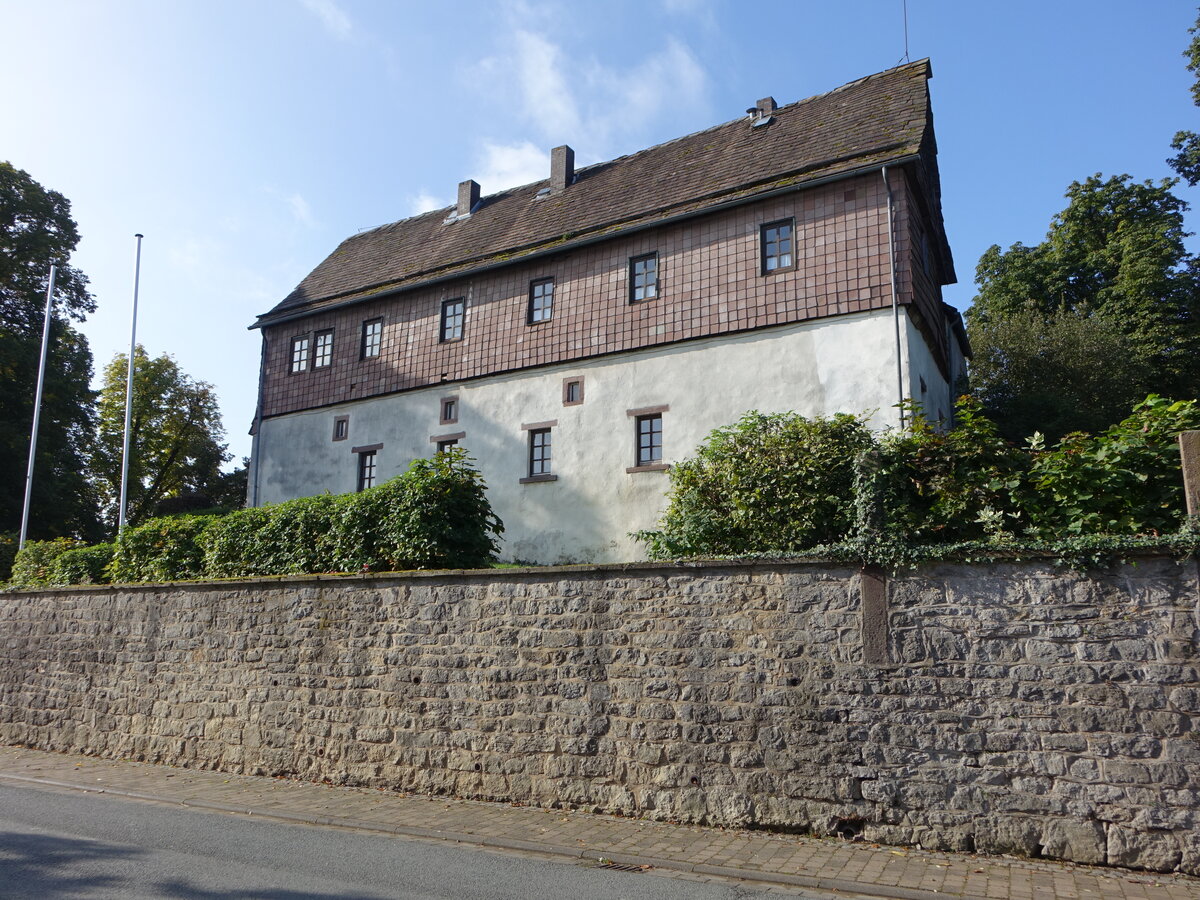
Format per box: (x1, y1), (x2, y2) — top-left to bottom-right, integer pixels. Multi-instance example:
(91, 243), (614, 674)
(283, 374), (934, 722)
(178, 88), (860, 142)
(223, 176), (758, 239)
(0, 782), (825, 899)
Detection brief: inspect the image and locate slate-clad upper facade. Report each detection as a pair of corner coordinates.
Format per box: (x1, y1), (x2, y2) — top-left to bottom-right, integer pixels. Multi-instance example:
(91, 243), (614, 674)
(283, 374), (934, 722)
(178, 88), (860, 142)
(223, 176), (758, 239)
(252, 59), (958, 423)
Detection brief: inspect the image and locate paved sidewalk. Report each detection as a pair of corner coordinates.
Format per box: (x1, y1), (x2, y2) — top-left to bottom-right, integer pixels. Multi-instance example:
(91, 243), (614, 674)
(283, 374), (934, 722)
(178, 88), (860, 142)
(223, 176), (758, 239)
(0, 745), (1196, 900)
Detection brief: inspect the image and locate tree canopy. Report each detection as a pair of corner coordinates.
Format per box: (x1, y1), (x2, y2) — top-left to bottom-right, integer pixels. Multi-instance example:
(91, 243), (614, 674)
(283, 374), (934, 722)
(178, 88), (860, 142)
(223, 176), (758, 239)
(966, 174), (1200, 441)
(1168, 10), (1200, 186)
(93, 346), (233, 530)
(0, 162), (102, 541)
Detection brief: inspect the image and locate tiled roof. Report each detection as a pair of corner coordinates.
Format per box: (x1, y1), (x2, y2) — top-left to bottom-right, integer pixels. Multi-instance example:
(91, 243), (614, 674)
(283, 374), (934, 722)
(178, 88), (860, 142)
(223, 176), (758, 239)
(257, 59), (935, 326)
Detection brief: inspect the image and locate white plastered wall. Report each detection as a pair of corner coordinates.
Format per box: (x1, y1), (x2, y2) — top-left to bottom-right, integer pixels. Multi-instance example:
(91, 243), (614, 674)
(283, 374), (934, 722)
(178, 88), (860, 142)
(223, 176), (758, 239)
(253, 307), (952, 564)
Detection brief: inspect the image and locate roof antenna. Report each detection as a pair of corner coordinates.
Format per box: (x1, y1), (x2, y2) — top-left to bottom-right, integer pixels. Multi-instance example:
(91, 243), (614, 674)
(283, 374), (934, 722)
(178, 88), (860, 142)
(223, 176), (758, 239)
(897, 0), (910, 64)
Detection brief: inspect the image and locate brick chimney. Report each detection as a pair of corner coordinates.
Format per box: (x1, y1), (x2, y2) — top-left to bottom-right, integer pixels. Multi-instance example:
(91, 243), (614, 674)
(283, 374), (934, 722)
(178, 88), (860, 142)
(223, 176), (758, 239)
(755, 97), (777, 116)
(457, 179), (480, 217)
(551, 145), (574, 191)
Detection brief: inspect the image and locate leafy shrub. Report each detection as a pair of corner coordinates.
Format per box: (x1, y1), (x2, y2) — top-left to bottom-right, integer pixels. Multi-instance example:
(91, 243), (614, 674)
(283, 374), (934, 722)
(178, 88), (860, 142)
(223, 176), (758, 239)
(52, 543), (115, 585)
(637, 395), (1200, 567)
(1022, 395), (1200, 536)
(9, 538), (83, 588)
(201, 498), (334, 578)
(869, 398), (1027, 542)
(110, 514), (220, 583)
(0, 532), (16, 583)
(203, 449), (502, 577)
(636, 412), (874, 558)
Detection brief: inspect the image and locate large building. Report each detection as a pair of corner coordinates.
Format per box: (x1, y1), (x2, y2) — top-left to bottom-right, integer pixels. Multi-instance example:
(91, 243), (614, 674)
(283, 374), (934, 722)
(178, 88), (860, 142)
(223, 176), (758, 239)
(247, 59), (968, 564)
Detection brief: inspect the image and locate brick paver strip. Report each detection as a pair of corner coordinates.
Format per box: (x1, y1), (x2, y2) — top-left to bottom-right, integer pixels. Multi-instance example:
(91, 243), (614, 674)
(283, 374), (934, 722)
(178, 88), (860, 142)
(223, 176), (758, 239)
(1, 745), (1197, 900)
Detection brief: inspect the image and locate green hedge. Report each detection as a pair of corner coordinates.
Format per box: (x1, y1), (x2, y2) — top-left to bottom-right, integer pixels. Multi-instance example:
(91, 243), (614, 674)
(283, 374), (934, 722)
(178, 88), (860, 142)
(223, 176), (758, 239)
(5, 450), (503, 588)
(9, 538), (83, 588)
(52, 543), (115, 585)
(110, 515), (219, 583)
(202, 451), (502, 577)
(0, 532), (16, 583)
(638, 394), (1200, 568)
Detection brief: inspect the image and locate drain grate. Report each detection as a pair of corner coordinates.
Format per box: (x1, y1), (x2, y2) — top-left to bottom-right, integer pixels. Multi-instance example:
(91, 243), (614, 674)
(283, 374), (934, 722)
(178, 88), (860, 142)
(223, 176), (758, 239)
(595, 861), (651, 873)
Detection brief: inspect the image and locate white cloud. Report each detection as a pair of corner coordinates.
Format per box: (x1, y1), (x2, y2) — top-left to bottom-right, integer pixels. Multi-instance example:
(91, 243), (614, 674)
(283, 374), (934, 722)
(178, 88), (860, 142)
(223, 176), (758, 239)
(287, 193), (316, 228)
(513, 30), (582, 139)
(409, 191), (446, 216)
(299, 0), (352, 40)
(475, 140), (550, 193)
(474, 28), (709, 162)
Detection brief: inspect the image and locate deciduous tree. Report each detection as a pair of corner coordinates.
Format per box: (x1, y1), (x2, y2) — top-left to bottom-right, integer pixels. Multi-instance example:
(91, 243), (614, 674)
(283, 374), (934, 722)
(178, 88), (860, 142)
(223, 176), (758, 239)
(967, 175), (1200, 440)
(94, 346), (232, 530)
(0, 161), (101, 540)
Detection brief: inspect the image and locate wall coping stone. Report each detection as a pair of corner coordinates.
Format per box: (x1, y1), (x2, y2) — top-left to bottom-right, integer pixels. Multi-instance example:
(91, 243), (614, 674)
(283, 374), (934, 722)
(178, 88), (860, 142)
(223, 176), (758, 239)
(3, 549), (1194, 596)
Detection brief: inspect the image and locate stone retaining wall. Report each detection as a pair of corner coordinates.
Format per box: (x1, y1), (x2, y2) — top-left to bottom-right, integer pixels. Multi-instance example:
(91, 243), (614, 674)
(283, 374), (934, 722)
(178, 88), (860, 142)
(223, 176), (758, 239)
(2, 558), (1198, 872)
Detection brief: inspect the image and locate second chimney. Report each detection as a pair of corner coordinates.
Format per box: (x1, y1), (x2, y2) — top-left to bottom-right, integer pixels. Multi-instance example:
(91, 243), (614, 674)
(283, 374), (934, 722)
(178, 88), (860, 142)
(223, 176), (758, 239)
(755, 97), (777, 117)
(457, 179), (480, 217)
(551, 145), (575, 192)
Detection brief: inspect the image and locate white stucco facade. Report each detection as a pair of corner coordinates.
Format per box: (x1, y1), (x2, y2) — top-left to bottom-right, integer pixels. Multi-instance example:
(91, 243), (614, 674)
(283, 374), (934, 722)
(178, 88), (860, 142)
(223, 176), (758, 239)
(251, 307), (961, 564)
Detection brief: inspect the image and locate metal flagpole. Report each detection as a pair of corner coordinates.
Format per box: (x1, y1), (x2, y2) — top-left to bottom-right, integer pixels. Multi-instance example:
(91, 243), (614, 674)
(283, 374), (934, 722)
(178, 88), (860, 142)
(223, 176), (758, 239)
(117, 234), (144, 533)
(18, 265), (58, 550)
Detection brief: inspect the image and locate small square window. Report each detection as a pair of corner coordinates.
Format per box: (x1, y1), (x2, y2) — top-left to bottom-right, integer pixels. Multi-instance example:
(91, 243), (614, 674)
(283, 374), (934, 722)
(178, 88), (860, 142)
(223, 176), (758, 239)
(436, 438), (458, 453)
(290, 335), (309, 373)
(528, 428), (552, 477)
(528, 278), (554, 324)
(440, 298), (465, 342)
(357, 450), (377, 492)
(361, 318), (382, 358)
(563, 377), (584, 406)
(636, 414), (663, 466)
(761, 219), (794, 273)
(440, 396), (458, 424)
(314, 329), (334, 368)
(630, 253), (658, 302)
(332, 416), (349, 441)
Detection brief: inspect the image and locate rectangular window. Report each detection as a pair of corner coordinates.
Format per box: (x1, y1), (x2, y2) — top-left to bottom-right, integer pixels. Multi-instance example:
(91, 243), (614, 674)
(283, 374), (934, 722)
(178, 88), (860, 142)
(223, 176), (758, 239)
(563, 377), (583, 406)
(629, 253), (658, 302)
(290, 336), (309, 373)
(440, 298), (465, 342)
(761, 219), (794, 273)
(636, 414), (663, 466)
(332, 416), (349, 441)
(357, 450), (377, 492)
(528, 278), (554, 324)
(440, 397), (458, 424)
(528, 428), (552, 477)
(436, 438), (458, 453)
(361, 318), (382, 358)
(314, 329), (334, 368)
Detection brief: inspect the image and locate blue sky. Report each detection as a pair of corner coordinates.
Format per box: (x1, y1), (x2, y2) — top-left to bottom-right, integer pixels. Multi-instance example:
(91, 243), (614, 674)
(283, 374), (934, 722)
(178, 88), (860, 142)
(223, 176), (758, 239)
(3, 1), (1197, 464)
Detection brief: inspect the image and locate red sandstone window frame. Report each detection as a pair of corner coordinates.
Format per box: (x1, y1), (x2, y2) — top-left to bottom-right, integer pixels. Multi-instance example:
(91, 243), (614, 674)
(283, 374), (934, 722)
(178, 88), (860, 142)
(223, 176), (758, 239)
(562, 376), (584, 406)
(625, 405), (669, 473)
(440, 396), (459, 425)
(353, 444), (382, 492)
(332, 415), (349, 442)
